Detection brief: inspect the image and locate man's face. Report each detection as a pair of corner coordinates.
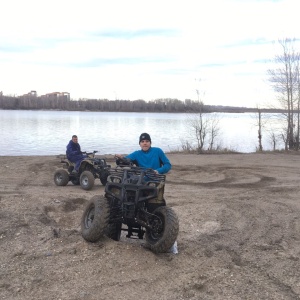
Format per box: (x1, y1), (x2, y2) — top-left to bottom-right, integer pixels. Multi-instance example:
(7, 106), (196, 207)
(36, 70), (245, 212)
(72, 137), (78, 143)
(139, 139), (151, 151)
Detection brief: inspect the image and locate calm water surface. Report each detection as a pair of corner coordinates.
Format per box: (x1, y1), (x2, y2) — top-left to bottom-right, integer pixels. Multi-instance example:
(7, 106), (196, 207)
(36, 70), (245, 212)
(0, 110), (280, 156)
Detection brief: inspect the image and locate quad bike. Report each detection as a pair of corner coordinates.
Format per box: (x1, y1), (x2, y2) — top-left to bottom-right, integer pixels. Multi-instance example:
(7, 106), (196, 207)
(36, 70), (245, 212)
(81, 157), (179, 253)
(53, 151), (111, 191)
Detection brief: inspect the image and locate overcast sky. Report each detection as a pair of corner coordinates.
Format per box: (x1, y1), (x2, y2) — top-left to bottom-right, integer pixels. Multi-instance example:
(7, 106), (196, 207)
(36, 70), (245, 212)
(0, 0), (299, 108)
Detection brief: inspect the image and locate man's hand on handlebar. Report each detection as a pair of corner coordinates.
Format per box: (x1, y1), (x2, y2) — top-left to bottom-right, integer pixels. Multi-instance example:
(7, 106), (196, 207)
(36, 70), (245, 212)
(115, 155), (131, 166)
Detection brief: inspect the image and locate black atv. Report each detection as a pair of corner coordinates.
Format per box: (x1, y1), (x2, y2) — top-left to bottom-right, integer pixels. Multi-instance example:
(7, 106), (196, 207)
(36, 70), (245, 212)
(81, 157), (179, 253)
(53, 151), (111, 190)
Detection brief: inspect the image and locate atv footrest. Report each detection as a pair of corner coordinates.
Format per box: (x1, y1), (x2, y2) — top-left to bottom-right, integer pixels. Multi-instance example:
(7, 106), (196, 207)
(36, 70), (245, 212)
(123, 202), (135, 218)
(124, 226), (144, 239)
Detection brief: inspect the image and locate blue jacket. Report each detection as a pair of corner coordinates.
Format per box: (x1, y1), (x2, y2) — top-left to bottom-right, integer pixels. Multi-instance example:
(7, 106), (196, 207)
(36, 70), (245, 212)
(126, 147), (171, 174)
(66, 140), (82, 161)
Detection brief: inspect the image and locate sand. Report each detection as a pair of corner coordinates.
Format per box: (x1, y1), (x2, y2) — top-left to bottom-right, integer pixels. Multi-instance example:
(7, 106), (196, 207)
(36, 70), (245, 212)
(1, 152), (300, 300)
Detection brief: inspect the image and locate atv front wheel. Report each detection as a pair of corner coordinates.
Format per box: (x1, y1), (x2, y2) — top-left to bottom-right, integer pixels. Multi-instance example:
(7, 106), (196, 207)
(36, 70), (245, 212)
(100, 174), (109, 186)
(81, 195), (110, 242)
(80, 171), (95, 190)
(145, 206), (179, 253)
(100, 179), (107, 186)
(54, 169), (69, 186)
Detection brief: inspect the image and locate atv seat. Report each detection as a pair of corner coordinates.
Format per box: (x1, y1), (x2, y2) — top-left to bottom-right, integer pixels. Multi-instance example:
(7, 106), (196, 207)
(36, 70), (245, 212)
(59, 156), (76, 170)
(61, 158), (75, 166)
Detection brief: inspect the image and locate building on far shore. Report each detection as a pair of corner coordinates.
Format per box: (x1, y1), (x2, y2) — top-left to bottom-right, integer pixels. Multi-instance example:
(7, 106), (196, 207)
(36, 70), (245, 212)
(20, 91), (70, 100)
(21, 90), (37, 98)
(40, 92), (70, 100)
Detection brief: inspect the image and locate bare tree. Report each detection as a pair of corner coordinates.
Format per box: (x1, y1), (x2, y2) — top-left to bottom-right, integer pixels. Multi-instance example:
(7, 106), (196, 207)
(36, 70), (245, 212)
(186, 80), (220, 153)
(179, 138), (193, 152)
(268, 38), (300, 150)
(268, 131), (278, 151)
(295, 61), (300, 149)
(187, 100), (208, 152)
(207, 114), (220, 151)
(252, 107), (266, 152)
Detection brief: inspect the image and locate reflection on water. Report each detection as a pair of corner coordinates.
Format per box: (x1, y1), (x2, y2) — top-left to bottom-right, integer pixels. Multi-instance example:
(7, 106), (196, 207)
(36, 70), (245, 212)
(0, 110), (283, 156)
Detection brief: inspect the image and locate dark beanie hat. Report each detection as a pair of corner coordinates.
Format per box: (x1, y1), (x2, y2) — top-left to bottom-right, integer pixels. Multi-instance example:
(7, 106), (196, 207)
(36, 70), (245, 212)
(139, 133), (151, 143)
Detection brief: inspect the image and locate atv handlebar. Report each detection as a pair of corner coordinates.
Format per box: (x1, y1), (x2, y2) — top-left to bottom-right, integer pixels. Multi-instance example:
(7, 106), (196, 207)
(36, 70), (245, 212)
(82, 150), (98, 156)
(115, 156), (132, 166)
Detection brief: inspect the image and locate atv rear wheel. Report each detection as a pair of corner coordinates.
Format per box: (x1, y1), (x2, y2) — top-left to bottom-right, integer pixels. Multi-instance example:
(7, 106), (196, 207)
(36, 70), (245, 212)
(81, 195), (110, 242)
(80, 171), (95, 190)
(105, 222), (122, 241)
(54, 169), (69, 186)
(145, 206), (179, 253)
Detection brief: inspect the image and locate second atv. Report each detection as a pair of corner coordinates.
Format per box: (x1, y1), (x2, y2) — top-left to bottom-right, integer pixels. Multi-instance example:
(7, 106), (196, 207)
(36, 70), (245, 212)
(54, 151), (110, 190)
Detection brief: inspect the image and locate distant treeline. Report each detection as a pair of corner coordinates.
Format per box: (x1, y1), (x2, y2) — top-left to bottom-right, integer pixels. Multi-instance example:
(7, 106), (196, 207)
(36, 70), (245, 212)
(0, 94), (285, 113)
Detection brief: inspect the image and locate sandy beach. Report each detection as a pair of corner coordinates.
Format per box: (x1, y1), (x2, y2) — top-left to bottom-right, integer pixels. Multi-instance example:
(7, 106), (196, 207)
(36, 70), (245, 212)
(1, 152), (300, 300)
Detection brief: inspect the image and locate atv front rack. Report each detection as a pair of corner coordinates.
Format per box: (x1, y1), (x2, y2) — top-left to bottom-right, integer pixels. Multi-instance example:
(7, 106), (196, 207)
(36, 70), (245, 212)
(107, 166), (165, 185)
(105, 167), (165, 203)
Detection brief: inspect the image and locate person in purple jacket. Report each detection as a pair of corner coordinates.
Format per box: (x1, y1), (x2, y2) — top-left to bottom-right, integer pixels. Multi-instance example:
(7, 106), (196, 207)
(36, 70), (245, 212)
(116, 133), (171, 174)
(66, 135), (87, 172)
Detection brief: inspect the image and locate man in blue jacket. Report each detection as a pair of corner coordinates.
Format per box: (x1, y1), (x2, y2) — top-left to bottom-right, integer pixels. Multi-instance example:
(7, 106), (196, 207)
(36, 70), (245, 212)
(66, 135), (87, 172)
(116, 132), (171, 174)
(115, 133), (177, 253)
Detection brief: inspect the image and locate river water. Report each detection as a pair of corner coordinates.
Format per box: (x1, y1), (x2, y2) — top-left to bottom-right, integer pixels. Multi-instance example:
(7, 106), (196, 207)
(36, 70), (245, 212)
(0, 110), (282, 156)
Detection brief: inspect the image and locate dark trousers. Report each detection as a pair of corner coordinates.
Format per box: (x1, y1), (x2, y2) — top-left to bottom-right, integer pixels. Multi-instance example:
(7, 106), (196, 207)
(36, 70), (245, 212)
(69, 155), (87, 171)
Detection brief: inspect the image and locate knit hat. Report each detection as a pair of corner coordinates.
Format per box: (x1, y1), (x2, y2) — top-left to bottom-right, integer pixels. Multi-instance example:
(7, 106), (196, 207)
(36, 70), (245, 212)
(139, 133), (151, 143)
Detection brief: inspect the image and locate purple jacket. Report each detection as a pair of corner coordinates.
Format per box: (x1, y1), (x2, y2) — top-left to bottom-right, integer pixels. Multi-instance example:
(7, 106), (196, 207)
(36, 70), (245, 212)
(66, 140), (82, 161)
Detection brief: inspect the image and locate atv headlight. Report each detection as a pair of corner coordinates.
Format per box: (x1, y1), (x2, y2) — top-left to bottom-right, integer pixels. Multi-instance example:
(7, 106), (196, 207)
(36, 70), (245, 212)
(107, 175), (122, 183)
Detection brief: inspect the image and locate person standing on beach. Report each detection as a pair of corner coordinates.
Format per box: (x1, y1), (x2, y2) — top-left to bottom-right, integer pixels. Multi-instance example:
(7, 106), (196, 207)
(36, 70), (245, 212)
(66, 135), (87, 172)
